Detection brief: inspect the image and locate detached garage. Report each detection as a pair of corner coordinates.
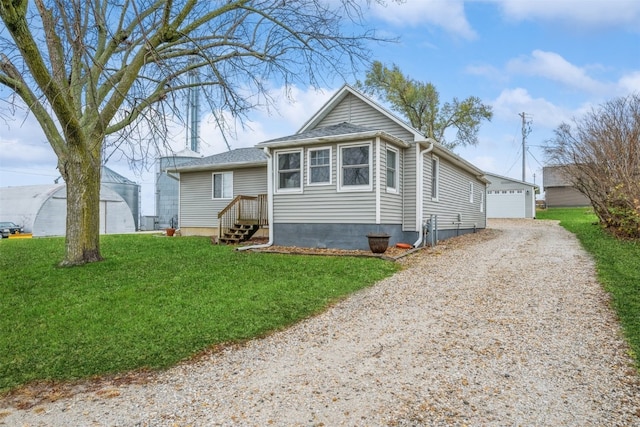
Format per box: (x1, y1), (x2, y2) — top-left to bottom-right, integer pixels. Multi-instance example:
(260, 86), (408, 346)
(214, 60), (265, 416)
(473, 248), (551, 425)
(485, 172), (538, 219)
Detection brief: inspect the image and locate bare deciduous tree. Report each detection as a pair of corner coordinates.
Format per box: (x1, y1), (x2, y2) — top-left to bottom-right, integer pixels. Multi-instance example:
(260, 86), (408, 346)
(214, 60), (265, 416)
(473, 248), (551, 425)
(0, 0), (395, 265)
(545, 94), (640, 238)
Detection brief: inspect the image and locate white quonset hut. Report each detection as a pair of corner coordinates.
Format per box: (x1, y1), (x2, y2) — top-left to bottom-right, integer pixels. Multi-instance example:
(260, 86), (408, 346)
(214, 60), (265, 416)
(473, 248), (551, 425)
(0, 184), (136, 237)
(485, 172), (538, 219)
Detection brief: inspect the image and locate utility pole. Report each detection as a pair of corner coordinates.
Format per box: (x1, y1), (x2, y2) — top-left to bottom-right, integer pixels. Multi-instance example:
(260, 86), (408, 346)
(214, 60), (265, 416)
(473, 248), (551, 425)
(519, 112), (532, 182)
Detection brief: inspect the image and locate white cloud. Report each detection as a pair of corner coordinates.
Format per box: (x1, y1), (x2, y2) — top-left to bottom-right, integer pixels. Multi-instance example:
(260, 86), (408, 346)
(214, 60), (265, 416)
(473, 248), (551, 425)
(369, 0), (477, 40)
(465, 63), (507, 83)
(0, 113), (57, 167)
(618, 71), (640, 95)
(197, 85), (335, 154)
(490, 0), (640, 31)
(507, 50), (608, 94)
(492, 87), (572, 129)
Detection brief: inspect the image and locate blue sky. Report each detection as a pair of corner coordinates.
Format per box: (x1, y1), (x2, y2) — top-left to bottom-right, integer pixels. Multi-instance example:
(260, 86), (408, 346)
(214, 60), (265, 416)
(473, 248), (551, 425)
(1, 0), (639, 215)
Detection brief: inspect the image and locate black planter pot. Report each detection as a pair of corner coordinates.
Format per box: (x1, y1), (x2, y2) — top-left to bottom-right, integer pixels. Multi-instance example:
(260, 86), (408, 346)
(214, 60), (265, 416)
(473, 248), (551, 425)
(367, 233), (390, 253)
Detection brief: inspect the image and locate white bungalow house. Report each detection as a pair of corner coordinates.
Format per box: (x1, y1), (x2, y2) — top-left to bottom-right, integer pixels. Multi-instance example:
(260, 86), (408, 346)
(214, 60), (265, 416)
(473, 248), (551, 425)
(170, 85), (489, 250)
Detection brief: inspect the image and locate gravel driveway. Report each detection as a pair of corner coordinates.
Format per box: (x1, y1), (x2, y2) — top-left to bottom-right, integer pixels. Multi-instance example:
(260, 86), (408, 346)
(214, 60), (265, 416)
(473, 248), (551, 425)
(2, 219), (639, 426)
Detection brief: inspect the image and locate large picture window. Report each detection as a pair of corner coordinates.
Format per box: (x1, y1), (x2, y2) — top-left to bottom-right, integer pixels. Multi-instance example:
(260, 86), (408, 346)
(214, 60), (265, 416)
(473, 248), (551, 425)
(339, 143), (371, 191)
(276, 150), (302, 192)
(212, 172), (233, 199)
(308, 147), (331, 185)
(386, 148), (398, 191)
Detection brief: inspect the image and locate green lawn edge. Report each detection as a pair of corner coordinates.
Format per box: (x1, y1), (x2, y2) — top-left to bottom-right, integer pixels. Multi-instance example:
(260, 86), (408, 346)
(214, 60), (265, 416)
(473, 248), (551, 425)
(537, 208), (640, 368)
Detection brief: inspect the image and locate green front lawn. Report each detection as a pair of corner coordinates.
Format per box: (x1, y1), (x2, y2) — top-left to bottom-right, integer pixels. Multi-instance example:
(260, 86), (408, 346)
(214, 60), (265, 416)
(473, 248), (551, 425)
(537, 208), (640, 367)
(0, 235), (399, 393)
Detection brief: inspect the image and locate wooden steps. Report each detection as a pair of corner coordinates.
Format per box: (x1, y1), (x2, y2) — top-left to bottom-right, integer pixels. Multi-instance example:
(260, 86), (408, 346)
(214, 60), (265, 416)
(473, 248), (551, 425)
(219, 222), (260, 244)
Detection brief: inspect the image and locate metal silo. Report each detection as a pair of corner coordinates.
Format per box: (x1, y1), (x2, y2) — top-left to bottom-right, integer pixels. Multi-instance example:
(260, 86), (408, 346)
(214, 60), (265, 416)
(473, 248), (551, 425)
(155, 148), (200, 229)
(101, 166), (141, 230)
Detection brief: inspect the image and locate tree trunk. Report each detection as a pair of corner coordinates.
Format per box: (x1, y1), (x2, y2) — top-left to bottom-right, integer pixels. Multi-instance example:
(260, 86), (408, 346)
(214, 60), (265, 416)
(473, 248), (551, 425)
(59, 146), (103, 266)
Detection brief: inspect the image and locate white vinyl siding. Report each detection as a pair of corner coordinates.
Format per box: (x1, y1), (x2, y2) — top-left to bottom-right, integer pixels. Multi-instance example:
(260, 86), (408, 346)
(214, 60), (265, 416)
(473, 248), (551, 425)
(273, 140), (377, 224)
(423, 158), (486, 231)
(316, 93), (416, 142)
(212, 172), (233, 199)
(180, 167), (267, 228)
(380, 142), (403, 224)
(402, 146), (417, 231)
(275, 149), (303, 193)
(307, 147), (331, 185)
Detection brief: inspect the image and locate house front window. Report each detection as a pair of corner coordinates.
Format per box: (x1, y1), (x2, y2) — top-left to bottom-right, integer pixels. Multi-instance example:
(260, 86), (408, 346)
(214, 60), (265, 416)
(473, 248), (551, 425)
(276, 150), (302, 192)
(212, 172), (233, 199)
(386, 148), (398, 192)
(469, 182), (474, 203)
(308, 147), (331, 185)
(431, 155), (439, 201)
(339, 143), (371, 191)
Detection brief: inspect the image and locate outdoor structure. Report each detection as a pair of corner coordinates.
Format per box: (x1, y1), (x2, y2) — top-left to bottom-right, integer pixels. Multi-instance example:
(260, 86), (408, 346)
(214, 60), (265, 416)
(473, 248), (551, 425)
(543, 165), (591, 208)
(155, 148), (202, 230)
(485, 172), (538, 219)
(101, 166), (141, 230)
(170, 85), (489, 250)
(0, 184), (136, 236)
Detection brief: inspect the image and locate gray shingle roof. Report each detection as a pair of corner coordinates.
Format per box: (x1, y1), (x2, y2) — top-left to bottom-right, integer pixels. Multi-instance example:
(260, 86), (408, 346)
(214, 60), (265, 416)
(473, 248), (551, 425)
(258, 122), (376, 145)
(172, 147), (267, 171)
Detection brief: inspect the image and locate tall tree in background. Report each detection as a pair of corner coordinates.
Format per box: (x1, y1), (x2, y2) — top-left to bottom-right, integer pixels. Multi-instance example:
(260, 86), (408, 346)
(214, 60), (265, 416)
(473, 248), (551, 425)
(545, 94), (640, 238)
(0, 0), (394, 266)
(357, 61), (493, 150)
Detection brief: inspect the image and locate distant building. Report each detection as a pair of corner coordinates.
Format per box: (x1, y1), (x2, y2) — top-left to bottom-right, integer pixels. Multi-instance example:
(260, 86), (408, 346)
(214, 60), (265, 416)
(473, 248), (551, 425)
(155, 148), (202, 229)
(0, 184), (135, 236)
(101, 166), (141, 230)
(543, 165), (590, 208)
(484, 172), (538, 219)
(0, 166), (140, 236)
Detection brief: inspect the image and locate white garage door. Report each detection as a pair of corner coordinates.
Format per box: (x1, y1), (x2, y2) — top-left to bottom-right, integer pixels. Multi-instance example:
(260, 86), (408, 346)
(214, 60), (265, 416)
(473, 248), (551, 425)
(487, 190), (526, 218)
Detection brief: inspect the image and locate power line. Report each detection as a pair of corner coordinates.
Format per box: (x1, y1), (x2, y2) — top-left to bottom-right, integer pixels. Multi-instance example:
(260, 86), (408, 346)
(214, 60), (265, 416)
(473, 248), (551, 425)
(527, 147), (544, 169)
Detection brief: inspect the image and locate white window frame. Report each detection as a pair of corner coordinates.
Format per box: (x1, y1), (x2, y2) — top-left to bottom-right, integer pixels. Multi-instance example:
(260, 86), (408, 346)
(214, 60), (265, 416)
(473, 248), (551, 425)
(275, 149), (303, 194)
(386, 147), (399, 193)
(431, 155), (440, 201)
(307, 147), (332, 186)
(212, 171), (233, 199)
(337, 142), (373, 192)
(469, 182), (474, 203)
(480, 190), (484, 213)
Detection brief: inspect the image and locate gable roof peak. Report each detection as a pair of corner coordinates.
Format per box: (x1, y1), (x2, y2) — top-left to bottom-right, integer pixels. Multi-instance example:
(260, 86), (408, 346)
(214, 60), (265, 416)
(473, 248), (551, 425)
(298, 84), (427, 142)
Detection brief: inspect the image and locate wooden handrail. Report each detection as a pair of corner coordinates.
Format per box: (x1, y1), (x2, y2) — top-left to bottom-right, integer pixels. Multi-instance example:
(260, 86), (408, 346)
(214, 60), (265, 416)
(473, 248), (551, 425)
(217, 194), (268, 242)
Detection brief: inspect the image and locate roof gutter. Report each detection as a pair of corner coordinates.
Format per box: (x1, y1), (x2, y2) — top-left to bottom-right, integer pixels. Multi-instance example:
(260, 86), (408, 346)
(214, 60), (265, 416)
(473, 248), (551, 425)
(237, 147), (274, 251)
(166, 160), (267, 174)
(413, 138), (436, 248)
(258, 130), (410, 150)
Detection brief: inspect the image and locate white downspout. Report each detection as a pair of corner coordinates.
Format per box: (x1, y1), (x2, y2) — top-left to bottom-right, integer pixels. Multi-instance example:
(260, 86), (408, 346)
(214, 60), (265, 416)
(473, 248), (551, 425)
(413, 138), (435, 247)
(237, 147), (274, 251)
